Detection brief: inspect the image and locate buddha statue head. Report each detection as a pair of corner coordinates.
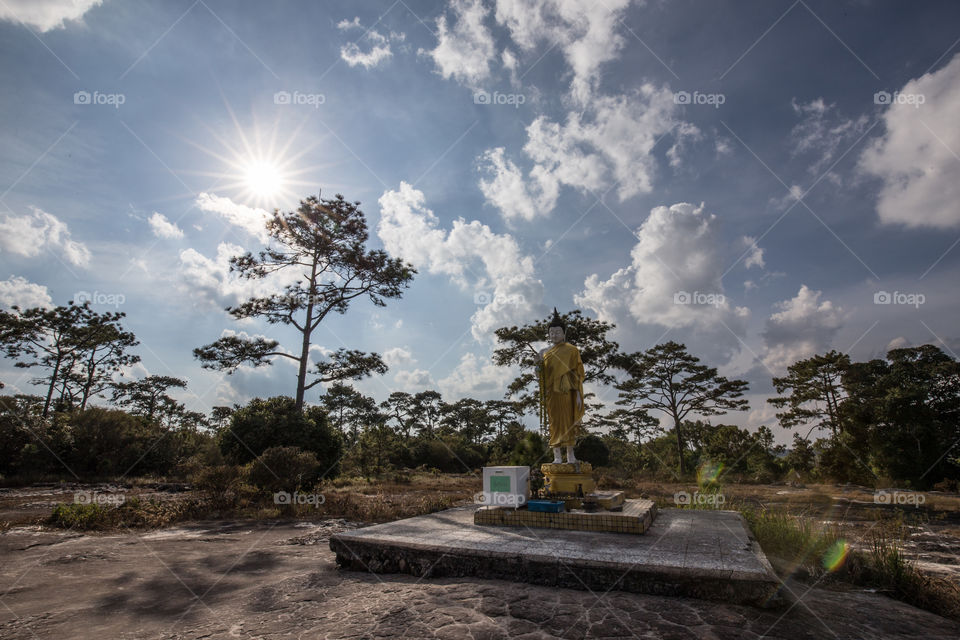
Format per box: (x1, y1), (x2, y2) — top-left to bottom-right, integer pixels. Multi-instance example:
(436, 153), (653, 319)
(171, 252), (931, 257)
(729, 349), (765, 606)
(548, 308), (565, 345)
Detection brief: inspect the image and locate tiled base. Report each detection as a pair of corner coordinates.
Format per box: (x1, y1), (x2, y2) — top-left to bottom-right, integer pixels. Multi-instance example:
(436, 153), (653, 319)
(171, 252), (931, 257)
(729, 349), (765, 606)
(474, 498), (656, 534)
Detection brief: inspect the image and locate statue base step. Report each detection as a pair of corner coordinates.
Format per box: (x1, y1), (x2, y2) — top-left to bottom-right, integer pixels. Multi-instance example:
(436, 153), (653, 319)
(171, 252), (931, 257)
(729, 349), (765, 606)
(475, 498), (656, 534)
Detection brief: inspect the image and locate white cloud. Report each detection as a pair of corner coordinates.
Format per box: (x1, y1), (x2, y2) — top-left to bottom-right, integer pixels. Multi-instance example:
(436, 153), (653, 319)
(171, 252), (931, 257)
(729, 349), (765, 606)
(790, 98), (869, 178)
(422, 0), (496, 88)
(502, 48), (520, 86)
(0, 207), (91, 267)
(438, 352), (514, 399)
(887, 336), (910, 351)
(479, 86), (696, 220)
(494, 0), (632, 104)
(383, 346), (415, 367)
(0, 0), (102, 32)
(177, 242), (296, 308)
(148, 212), (184, 239)
(336, 17), (362, 30)
(477, 147), (557, 222)
(769, 184), (805, 211)
(761, 285), (844, 372)
(575, 202), (749, 359)
(741, 235), (765, 269)
(195, 193), (270, 242)
(395, 368), (434, 391)
(0, 275), (53, 309)
(377, 181), (545, 341)
(338, 18), (402, 69)
(858, 53), (960, 228)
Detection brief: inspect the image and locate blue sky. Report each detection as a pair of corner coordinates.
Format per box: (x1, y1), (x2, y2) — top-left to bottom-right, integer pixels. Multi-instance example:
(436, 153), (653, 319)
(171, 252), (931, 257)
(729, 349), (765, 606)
(1, 0), (959, 442)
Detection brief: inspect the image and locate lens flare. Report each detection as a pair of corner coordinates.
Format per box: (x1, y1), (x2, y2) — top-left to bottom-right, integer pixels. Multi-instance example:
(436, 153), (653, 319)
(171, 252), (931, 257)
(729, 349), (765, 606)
(697, 460), (724, 486)
(822, 539), (850, 572)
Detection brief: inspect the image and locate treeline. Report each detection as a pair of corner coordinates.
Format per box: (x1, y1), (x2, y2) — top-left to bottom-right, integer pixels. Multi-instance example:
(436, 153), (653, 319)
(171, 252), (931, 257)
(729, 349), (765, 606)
(1, 192), (958, 490)
(2, 298), (958, 490)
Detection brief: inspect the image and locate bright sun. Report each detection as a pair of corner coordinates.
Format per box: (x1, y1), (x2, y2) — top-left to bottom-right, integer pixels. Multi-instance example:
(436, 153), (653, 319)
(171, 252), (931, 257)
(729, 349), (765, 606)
(244, 160), (284, 198)
(189, 111), (328, 209)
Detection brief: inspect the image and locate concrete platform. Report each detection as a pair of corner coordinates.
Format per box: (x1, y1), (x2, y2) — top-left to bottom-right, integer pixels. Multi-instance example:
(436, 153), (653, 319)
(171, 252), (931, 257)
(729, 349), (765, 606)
(330, 506), (785, 608)
(474, 498), (656, 534)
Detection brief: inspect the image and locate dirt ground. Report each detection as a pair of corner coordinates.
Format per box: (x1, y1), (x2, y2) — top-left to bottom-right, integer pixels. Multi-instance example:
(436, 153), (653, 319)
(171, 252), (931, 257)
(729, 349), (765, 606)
(2, 518), (960, 639)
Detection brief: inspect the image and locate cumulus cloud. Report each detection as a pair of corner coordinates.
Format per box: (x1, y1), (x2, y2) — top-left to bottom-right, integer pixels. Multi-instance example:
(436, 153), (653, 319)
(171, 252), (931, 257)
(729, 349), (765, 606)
(494, 0), (632, 104)
(177, 242), (296, 309)
(195, 193), (270, 243)
(858, 53), (960, 228)
(422, 0), (496, 88)
(377, 182), (545, 341)
(761, 285), (844, 372)
(479, 86), (696, 221)
(0, 275), (53, 309)
(422, 0), (633, 102)
(395, 368), (434, 391)
(0, 207), (91, 267)
(338, 17), (403, 69)
(438, 352), (514, 399)
(148, 212), (184, 239)
(477, 147), (558, 222)
(574, 202), (749, 360)
(383, 346), (415, 367)
(0, 0), (102, 32)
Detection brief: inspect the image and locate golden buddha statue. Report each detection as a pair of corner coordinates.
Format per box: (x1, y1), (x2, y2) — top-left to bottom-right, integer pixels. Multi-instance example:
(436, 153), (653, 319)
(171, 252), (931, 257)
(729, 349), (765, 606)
(539, 308), (585, 464)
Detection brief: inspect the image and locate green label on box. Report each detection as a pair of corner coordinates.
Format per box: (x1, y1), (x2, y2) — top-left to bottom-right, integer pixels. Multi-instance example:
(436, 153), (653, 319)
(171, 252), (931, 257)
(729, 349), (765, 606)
(490, 476), (511, 492)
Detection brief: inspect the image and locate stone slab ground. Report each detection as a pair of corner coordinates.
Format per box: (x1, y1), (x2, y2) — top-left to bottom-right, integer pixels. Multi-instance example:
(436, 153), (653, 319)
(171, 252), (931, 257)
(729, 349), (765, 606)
(331, 506), (784, 607)
(2, 518), (958, 639)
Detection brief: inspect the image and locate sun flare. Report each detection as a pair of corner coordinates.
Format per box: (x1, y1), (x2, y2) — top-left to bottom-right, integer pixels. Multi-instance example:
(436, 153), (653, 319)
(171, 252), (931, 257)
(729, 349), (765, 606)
(187, 109), (332, 209)
(243, 160), (285, 199)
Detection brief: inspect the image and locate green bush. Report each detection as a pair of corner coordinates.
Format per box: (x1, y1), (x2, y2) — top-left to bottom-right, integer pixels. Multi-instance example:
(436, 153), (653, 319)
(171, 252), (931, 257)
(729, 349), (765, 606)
(220, 397), (342, 478)
(508, 431), (547, 468)
(576, 434), (610, 466)
(0, 395), (45, 476)
(408, 437), (484, 473)
(66, 408), (177, 477)
(48, 502), (117, 529)
(189, 464), (243, 509)
(247, 446), (320, 494)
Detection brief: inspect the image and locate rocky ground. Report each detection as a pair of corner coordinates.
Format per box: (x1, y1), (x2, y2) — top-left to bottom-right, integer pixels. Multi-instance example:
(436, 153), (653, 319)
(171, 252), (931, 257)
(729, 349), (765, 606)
(2, 518), (959, 639)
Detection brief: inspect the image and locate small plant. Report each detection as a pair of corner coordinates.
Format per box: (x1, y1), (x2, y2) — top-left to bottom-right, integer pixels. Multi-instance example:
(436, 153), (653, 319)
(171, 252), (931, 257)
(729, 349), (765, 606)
(740, 507), (843, 576)
(190, 464), (243, 509)
(47, 503), (118, 530)
(247, 446), (320, 494)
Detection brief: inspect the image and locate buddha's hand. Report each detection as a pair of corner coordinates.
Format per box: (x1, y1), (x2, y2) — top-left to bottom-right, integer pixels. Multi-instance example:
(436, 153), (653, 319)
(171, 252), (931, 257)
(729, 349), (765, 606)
(574, 391), (582, 409)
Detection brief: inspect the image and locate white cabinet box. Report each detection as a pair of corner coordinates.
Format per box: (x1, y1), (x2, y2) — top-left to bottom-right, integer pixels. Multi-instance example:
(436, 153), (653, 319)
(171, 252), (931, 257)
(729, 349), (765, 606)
(481, 466), (529, 507)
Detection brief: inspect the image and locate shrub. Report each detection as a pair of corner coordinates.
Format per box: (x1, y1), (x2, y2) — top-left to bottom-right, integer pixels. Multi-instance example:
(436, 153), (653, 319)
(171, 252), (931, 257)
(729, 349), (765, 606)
(48, 503), (117, 529)
(408, 437), (484, 473)
(0, 395), (46, 476)
(66, 408), (177, 477)
(247, 446), (320, 494)
(220, 397), (342, 478)
(508, 431), (547, 468)
(576, 434), (610, 466)
(190, 464), (244, 509)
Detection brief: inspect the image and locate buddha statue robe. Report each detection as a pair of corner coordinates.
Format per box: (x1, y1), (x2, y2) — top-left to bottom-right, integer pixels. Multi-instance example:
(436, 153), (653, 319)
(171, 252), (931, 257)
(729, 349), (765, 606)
(542, 341), (585, 448)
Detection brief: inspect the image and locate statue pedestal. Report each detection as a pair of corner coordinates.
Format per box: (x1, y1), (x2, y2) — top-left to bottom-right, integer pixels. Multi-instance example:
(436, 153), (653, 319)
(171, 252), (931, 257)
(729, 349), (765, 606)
(540, 462), (596, 507)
